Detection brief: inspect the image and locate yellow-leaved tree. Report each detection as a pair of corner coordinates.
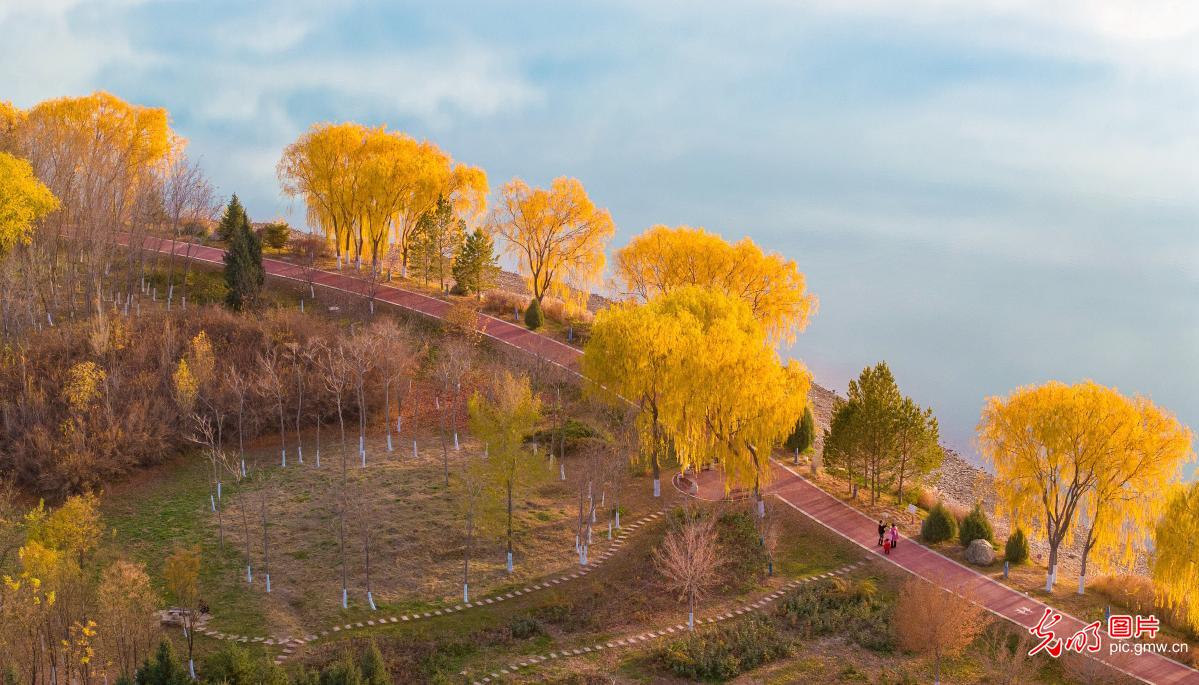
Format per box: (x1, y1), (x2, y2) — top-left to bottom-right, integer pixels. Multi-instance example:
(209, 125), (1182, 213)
(18, 92), (176, 234)
(585, 286), (809, 504)
(582, 299), (687, 497)
(0, 151), (59, 253)
(278, 122), (487, 272)
(1152, 482), (1199, 633)
(978, 380), (1193, 593)
(467, 370), (544, 573)
(493, 177), (615, 310)
(612, 225), (818, 343)
(658, 287), (810, 511)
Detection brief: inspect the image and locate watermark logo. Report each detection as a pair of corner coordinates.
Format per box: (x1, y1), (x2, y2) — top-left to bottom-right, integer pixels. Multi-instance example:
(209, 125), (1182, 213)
(1026, 608), (1187, 658)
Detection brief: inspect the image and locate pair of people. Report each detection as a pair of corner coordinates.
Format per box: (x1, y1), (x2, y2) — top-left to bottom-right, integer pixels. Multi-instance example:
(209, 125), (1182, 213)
(876, 520), (899, 554)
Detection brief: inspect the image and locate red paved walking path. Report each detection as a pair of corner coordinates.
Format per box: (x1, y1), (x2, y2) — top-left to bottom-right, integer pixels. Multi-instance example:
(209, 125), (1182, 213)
(130, 235), (1198, 684)
(126, 235), (582, 372)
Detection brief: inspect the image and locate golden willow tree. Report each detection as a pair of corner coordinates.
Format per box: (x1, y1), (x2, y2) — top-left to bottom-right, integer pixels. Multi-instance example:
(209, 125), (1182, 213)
(1, 92), (183, 329)
(277, 122), (487, 272)
(493, 177), (615, 310)
(1152, 482), (1199, 633)
(977, 380), (1193, 593)
(584, 286), (809, 502)
(0, 151), (59, 253)
(612, 224), (818, 344)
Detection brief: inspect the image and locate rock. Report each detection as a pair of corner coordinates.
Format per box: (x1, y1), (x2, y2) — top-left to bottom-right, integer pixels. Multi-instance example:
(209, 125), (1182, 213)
(965, 539), (996, 566)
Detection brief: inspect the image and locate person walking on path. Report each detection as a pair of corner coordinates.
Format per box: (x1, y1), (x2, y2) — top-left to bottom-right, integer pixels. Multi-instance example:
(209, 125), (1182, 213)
(882, 535), (892, 555)
(877, 520), (886, 546)
(889, 524), (899, 549)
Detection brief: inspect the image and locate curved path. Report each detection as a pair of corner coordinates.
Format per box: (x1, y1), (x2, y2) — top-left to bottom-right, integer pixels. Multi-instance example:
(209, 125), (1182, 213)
(469, 559), (871, 685)
(123, 235), (583, 372)
(130, 236), (1198, 684)
(681, 463), (1199, 685)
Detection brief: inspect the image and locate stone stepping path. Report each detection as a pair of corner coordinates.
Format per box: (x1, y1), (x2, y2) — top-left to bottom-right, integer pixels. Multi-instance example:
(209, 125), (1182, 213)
(469, 558), (871, 684)
(190, 509), (668, 664)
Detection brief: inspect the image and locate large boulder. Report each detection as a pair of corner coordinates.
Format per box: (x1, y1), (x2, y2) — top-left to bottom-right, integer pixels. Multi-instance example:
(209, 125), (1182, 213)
(965, 538), (996, 566)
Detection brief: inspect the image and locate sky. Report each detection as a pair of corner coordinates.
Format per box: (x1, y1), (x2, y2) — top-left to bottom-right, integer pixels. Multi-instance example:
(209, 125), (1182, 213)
(2, 0), (1197, 467)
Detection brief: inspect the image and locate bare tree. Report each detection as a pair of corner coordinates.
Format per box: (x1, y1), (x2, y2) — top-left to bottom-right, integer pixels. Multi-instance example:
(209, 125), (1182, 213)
(347, 327), (379, 467)
(653, 508), (722, 630)
(455, 446), (489, 604)
(978, 624), (1040, 685)
(322, 342), (353, 608)
(372, 320), (416, 455)
(894, 579), (986, 685)
(161, 157), (217, 308)
(434, 339), (473, 485)
(258, 348), (290, 467)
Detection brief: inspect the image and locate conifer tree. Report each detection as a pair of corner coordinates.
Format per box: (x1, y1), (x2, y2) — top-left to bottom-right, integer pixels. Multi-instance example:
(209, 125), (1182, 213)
(216, 193), (248, 242)
(784, 405), (815, 459)
(222, 196), (264, 311)
(452, 228), (499, 298)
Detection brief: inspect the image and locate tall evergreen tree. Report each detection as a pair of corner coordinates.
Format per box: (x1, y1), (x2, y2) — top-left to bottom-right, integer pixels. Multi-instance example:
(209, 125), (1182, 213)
(822, 362), (939, 504)
(216, 193), (249, 242)
(784, 405), (816, 459)
(452, 228), (499, 298)
(410, 196), (465, 289)
(222, 196), (264, 311)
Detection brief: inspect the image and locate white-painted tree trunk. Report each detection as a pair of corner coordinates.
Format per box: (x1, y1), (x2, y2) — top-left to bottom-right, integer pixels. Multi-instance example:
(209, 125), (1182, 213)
(246, 565), (252, 584)
(463, 584), (469, 603)
(210, 494), (216, 512)
(507, 551), (513, 573)
(616, 510), (621, 528)
(559, 463), (565, 481)
(688, 610), (695, 630)
(281, 448), (287, 467)
(653, 479), (661, 497)
(413, 440), (418, 459)
(367, 591), (376, 610)
(1046, 565), (1056, 592)
(454, 432), (460, 451)
(1078, 574), (1086, 595)
(217, 481), (222, 500)
(297, 445), (303, 464)
(189, 659), (195, 680)
(342, 588), (348, 609)
(265, 574), (271, 593)
(387, 434), (393, 452)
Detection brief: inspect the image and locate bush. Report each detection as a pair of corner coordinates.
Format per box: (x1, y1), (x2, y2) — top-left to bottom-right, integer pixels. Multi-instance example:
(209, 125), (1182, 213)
(655, 615), (791, 680)
(481, 290), (528, 319)
(716, 510), (770, 585)
(776, 577), (894, 651)
(524, 298), (544, 329)
(921, 501), (958, 544)
(959, 503), (994, 546)
(201, 643), (288, 685)
(258, 221), (290, 250)
(1004, 527), (1029, 565)
(508, 615), (542, 640)
(915, 488), (938, 512)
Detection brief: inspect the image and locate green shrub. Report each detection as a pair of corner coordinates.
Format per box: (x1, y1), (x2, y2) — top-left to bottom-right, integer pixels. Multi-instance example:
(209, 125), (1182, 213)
(921, 501), (958, 544)
(508, 615), (542, 639)
(959, 503), (994, 546)
(1005, 527), (1030, 565)
(716, 510), (770, 584)
(776, 577), (894, 652)
(655, 615), (791, 680)
(524, 298), (544, 329)
(201, 643), (288, 685)
(259, 221), (291, 250)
